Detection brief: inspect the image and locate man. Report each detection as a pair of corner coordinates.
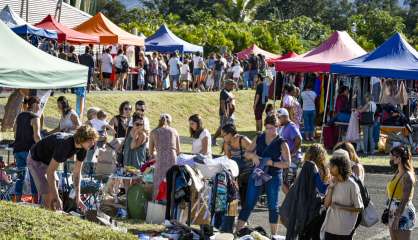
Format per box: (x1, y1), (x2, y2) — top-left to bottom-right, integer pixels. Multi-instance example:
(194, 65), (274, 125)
(253, 74), (268, 132)
(129, 100), (150, 132)
(168, 52), (182, 91)
(248, 53), (259, 88)
(213, 54), (225, 91)
(79, 46), (95, 92)
(57, 46), (67, 60)
(212, 79), (236, 145)
(27, 126), (98, 211)
(101, 48), (113, 90)
(277, 108), (302, 194)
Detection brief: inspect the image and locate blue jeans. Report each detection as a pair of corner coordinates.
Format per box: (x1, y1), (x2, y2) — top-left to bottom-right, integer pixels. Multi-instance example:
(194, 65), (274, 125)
(239, 171), (282, 224)
(243, 71), (250, 88)
(214, 71), (223, 89)
(303, 110), (316, 134)
(14, 152), (37, 196)
(362, 125), (375, 153)
(248, 69), (258, 88)
(169, 74), (180, 88)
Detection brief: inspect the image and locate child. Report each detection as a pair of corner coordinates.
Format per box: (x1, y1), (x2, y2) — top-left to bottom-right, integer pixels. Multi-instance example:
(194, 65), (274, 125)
(205, 69), (214, 92)
(137, 67), (146, 91)
(265, 103), (275, 117)
(180, 59), (191, 91)
(90, 110), (115, 146)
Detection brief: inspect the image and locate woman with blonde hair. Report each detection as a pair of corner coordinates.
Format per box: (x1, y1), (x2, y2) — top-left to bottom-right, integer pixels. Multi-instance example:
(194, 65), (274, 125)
(385, 146), (416, 240)
(149, 113), (180, 197)
(334, 141), (365, 182)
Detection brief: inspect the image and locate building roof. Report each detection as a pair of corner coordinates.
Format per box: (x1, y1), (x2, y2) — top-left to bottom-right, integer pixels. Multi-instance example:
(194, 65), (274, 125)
(0, 0), (91, 28)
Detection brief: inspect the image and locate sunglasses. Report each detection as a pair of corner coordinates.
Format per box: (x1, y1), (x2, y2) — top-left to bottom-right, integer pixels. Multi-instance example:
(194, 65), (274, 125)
(136, 108), (145, 112)
(124, 107), (132, 111)
(134, 122), (144, 127)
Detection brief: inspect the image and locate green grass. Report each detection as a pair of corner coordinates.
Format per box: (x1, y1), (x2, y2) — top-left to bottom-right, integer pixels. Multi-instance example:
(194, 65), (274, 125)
(0, 201), (137, 240)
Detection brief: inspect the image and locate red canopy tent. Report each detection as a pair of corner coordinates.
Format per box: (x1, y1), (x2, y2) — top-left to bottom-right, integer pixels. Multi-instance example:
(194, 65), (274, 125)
(275, 31), (366, 72)
(267, 51), (299, 64)
(35, 15), (99, 44)
(236, 44), (279, 60)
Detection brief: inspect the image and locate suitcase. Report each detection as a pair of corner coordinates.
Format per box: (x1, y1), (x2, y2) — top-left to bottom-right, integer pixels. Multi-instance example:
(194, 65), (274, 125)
(323, 125), (339, 150)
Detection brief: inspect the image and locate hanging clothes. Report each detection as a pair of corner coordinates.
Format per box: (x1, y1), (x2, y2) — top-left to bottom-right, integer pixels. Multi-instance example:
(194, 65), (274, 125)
(399, 81), (408, 106)
(346, 111), (360, 142)
(319, 74), (325, 114)
(371, 77), (381, 103)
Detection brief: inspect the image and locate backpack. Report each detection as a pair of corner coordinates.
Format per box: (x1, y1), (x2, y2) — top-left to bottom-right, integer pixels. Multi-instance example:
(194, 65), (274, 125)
(350, 175), (370, 208)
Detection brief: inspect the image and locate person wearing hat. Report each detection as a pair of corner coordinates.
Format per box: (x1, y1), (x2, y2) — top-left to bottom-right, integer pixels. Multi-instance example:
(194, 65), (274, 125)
(277, 108), (302, 194)
(212, 79), (236, 145)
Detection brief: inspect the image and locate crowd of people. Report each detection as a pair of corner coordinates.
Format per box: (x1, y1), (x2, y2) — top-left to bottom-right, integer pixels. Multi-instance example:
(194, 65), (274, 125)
(5, 77), (415, 239)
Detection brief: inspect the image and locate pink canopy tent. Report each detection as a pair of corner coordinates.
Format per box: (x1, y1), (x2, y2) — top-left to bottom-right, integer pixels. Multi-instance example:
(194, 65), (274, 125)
(267, 51), (299, 64)
(275, 31), (366, 72)
(236, 44), (279, 60)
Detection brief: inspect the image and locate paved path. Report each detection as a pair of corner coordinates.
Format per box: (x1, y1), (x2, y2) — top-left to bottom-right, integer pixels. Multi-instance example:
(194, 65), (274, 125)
(247, 173), (418, 240)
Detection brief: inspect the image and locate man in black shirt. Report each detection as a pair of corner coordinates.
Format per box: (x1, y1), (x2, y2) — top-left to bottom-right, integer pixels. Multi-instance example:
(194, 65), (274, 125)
(78, 46), (95, 92)
(212, 79), (236, 145)
(27, 126), (98, 211)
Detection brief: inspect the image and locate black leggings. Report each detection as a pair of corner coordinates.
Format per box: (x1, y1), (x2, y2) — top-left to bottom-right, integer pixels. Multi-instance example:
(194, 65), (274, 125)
(324, 232), (352, 240)
(238, 172), (250, 208)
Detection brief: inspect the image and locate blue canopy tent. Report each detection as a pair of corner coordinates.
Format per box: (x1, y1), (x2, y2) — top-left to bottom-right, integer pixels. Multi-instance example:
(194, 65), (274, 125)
(145, 24), (203, 54)
(331, 33), (418, 80)
(11, 24), (57, 39)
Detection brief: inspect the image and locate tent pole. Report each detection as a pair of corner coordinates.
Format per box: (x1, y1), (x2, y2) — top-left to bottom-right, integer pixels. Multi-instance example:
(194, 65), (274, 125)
(273, 72), (277, 107)
(320, 73), (332, 144)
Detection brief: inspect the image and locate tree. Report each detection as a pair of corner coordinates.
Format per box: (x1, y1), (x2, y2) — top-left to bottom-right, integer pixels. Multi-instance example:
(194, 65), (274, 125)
(100, 0), (128, 24)
(321, 0), (354, 30)
(349, 9), (406, 50)
(255, 0), (329, 21)
(214, 0), (266, 22)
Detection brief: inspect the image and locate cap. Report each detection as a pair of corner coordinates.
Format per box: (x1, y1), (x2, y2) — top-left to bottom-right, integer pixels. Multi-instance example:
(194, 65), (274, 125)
(224, 79), (236, 85)
(332, 149), (350, 160)
(277, 108), (289, 117)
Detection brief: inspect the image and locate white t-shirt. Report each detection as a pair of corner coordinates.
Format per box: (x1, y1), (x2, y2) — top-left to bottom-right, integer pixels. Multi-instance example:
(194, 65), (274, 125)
(301, 90), (317, 111)
(367, 101), (377, 113)
(168, 57), (181, 75)
(193, 56), (203, 69)
(90, 118), (108, 132)
(114, 54), (129, 69)
(180, 64), (190, 75)
(101, 53), (113, 73)
(192, 129), (212, 157)
(323, 178), (363, 235)
(231, 65), (243, 78)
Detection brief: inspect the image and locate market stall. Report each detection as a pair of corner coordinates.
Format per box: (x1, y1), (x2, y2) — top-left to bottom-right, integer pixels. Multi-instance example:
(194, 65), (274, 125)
(145, 24), (203, 54)
(0, 5), (25, 27)
(34, 15), (99, 44)
(236, 44), (279, 60)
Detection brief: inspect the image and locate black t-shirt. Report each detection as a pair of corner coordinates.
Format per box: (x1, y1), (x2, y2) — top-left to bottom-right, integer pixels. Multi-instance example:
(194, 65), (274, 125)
(219, 89), (230, 116)
(30, 133), (86, 165)
(214, 60), (224, 71)
(13, 112), (38, 153)
(249, 56), (259, 70)
(255, 83), (267, 107)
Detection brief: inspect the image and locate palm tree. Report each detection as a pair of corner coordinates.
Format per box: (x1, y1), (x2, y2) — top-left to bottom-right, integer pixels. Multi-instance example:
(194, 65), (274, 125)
(215, 0), (266, 22)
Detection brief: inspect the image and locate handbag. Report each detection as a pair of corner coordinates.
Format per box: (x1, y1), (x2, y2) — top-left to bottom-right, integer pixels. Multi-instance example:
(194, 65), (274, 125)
(361, 201), (379, 227)
(382, 173), (405, 224)
(360, 104), (374, 125)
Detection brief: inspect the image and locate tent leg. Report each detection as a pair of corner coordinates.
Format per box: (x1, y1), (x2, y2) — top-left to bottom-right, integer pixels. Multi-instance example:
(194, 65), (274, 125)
(320, 74), (332, 144)
(273, 72), (277, 107)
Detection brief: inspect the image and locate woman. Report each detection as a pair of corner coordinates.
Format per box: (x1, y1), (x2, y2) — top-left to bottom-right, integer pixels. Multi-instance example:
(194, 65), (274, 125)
(222, 124), (252, 206)
(334, 141), (365, 182)
(289, 144), (329, 240)
(123, 112), (148, 169)
(67, 45), (79, 64)
(114, 49), (129, 91)
(322, 153), (363, 240)
(149, 114), (180, 197)
(13, 96), (42, 202)
(328, 86), (351, 125)
(50, 96), (80, 134)
(237, 115), (291, 236)
(109, 101), (132, 138)
(301, 83), (317, 141)
(282, 84), (302, 128)
(357, 93), (377, 155)
(386, 146), (416, 240)
(189, 114), (212, 157)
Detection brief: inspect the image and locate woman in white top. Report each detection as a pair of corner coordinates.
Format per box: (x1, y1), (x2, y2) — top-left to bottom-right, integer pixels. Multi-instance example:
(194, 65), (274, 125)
(301, 83), (317, 141)
(323, 151), (363, 240)
(189, 114), (212, 157)
(114, 49), (129, 91)
(50, 96), (80, 134)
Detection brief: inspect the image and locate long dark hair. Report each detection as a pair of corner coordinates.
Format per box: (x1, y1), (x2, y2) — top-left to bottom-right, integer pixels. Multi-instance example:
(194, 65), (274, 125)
(330, 155), (352, 181)
(57, 96), (71, 115)
(118, 101), (131, 116)
(189, 114), (203, 139)
(391, 146), (415, 177)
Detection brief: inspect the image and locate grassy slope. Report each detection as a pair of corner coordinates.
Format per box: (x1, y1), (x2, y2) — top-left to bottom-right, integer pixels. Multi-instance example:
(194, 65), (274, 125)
(0, 201), (137, 240)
